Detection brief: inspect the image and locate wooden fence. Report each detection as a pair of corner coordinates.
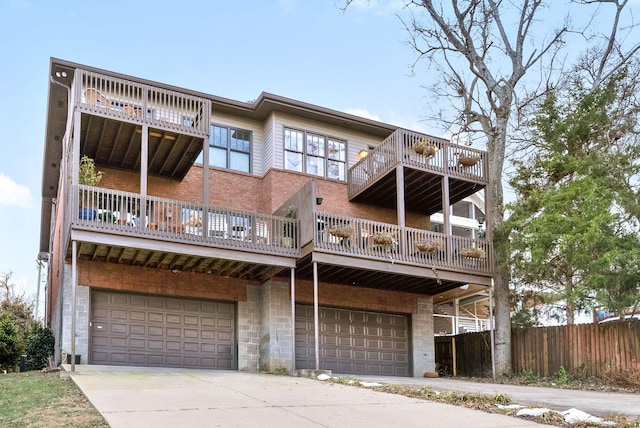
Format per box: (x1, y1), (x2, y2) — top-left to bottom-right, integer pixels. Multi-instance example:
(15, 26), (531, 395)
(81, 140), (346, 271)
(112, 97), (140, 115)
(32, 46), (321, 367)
(435, 320), (640, 378)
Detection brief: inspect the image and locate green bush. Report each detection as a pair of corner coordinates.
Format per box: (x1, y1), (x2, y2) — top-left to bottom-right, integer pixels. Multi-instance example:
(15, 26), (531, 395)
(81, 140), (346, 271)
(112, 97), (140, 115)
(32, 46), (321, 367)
(0, 314), (22, 370)
(25, 325), (55, 371)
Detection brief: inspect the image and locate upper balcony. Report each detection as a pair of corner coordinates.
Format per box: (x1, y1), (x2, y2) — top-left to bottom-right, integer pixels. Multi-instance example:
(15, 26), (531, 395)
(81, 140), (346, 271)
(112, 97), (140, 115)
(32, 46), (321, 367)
(292, 212), (493, 295)
(72, 69), (211, 181)
(348, 129), (488, 215)
(67, 186), (299, 281)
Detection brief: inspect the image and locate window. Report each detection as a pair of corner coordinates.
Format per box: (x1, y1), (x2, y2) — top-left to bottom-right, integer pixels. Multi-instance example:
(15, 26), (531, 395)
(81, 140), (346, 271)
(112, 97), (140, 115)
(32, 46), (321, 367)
(284, 128), (346, 180)
(196, 125), (251, 173)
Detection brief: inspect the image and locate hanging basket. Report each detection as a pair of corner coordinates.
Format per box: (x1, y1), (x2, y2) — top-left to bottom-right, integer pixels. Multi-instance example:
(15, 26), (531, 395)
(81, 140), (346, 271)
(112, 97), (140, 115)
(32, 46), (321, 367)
(416, 240), (441, 252)
(458, 156), (481, 167)
(460, 247), (486, 258)
(329, 225), (352, 239)
(373, 233), (395, 246)
(413, 140), (438, 156)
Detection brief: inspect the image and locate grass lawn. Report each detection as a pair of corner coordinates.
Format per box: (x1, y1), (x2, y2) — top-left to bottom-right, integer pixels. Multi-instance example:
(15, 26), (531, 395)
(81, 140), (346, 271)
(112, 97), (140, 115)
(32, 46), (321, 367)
(0, 370), (108, 427)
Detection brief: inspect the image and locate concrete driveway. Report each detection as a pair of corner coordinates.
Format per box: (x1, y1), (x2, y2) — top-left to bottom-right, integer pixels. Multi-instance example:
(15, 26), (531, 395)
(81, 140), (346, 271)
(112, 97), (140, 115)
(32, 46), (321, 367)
(68, 366), (555, 428)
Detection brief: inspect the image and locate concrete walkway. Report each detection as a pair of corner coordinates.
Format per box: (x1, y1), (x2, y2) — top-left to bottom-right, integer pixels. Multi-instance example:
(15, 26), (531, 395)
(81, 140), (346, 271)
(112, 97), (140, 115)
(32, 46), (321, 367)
(67, 365), (558, 428)
(354, 374), (640, 419)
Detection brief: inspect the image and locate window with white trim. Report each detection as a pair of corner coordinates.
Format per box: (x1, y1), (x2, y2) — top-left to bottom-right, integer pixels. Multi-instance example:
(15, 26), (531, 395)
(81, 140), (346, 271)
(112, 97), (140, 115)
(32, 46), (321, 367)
(284, 128), (346, 180)
(196, 125), (251, 172)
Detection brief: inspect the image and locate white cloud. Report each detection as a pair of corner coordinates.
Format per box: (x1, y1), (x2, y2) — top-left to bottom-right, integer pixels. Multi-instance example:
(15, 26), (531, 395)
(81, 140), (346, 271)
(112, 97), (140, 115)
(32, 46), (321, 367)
(0, 173), (32, 208)
(344, 0), (405, 13)
(342, 107), (382, 121)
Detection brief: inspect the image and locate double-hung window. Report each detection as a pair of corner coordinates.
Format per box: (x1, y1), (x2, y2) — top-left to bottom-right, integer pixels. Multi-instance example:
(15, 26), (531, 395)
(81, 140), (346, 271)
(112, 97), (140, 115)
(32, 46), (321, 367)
(197, 125), (251, 173)
(284, 128), (346, 181)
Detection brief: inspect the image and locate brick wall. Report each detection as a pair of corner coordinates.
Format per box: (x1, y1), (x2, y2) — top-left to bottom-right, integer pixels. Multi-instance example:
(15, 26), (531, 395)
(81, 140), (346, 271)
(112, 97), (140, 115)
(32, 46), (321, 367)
(96, 163), (430, 228)
(77, 260), (249, 302)
(294, 279), (419, 314)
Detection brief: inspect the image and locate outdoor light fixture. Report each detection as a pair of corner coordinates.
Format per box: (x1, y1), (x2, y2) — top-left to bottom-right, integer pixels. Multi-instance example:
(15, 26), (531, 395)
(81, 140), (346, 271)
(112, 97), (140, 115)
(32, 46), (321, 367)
(55, 71), (68, 78)
(477, 216), (485, 226)
(316, 197), (323, 206)
(358, 150), (368, 160)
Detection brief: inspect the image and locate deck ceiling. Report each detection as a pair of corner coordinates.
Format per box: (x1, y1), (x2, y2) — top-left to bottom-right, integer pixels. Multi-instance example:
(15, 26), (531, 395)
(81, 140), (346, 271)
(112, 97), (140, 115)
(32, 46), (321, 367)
(68, 242), (286, 282)
(351, 167), (485, 215)
(284, 254), (466, 296)
(80, 113), (204, 181)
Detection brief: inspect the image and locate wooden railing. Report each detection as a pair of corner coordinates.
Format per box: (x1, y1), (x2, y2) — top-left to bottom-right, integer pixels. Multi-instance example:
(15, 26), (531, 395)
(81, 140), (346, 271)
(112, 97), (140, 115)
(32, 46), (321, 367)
(348, 129), (488, 197)
(72, 186), (299, 257)
(74, 69), (211, 137)
(315, 212), (493, 274)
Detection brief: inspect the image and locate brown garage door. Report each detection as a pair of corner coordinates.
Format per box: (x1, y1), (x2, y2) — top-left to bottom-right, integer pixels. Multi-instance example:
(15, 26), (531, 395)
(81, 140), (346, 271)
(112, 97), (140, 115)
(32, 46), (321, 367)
(90, 290), (236, 369)
(295, 305), (409, 376)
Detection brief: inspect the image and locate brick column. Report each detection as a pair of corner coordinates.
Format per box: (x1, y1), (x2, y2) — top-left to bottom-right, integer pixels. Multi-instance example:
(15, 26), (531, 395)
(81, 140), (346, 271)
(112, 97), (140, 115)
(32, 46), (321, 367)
(412, 297), (435, 376)
(237, 285), (261, 372)
(258, 280), (293, 373)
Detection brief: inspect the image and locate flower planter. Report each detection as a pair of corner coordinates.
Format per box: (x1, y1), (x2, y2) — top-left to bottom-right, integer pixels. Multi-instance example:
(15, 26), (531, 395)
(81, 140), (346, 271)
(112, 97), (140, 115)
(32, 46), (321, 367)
(460, 247), (486, 258)
(458, 156), (481, 167)
(413, 141), (438, 156)
(329, 225), (352, 239)
(373, 234), (395, 246)
(416, 240), (440, 252)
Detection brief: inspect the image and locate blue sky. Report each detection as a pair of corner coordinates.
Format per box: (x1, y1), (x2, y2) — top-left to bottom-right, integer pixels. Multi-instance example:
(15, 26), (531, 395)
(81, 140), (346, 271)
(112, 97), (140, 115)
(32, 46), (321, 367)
(0, 0), (637, 318)
(0, 0), (437, 316)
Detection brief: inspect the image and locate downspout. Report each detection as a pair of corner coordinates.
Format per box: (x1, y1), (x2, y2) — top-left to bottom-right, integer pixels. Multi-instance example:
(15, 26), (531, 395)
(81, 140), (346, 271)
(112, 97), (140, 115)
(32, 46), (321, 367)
(50, 74), (72, 363)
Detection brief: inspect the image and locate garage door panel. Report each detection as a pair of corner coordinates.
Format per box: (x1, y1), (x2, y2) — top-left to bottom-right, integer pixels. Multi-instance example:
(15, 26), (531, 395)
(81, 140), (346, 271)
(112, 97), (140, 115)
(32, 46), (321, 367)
(166, 314), (181, 324)
(149, 312), (164, 323)
(201, 317), (215, 327)
(111, 294), (128, 305)
(295, 304), (409, 377)
(91, 290), (236, 369)
(110, 337), (127, 348)
(110, 323), (127, 335)
(166, 328), (181, 337)
(184, 315), (198, 326)
(130, 338), (146, 349)
(111, 309), (128, 320)
(130, 311), (146, 321)
(148, 355), (164, 365)
(217, 318), (232, 328)
(184, 342), (199, 352)
(129, 295), (147, 306)
(166, 300), (182, 310)
(166, 341), (181, 351)
(130, 325), (146, 335)
(184, 329), (198, 339)
(131, 355), (147, 365)
(111, 353), (127, 363)
(148, 326), (163, 336)
(217, 331), (233, 341)
(201, 330), (215, 340)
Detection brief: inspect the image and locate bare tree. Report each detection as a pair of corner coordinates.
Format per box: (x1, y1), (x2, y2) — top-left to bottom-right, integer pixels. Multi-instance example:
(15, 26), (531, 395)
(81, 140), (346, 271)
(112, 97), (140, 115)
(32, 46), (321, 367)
(344, 0), (638, 375)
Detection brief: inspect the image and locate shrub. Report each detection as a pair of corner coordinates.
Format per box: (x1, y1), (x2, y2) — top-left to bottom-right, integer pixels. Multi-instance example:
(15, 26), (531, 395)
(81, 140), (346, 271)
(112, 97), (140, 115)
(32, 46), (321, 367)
(25, 325), (55, 371)
(0, 314), (22, 370)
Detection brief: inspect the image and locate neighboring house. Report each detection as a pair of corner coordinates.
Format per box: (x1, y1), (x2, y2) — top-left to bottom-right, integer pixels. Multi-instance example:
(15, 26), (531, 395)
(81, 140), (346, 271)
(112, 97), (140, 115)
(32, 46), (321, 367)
(40, 58), (493, 377)
(432, 197), (491, 335)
